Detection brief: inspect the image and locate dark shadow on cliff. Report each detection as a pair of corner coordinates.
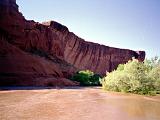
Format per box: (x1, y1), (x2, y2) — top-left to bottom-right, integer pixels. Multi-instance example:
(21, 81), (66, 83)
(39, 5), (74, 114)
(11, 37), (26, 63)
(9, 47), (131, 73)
(0, 86), (101, 91)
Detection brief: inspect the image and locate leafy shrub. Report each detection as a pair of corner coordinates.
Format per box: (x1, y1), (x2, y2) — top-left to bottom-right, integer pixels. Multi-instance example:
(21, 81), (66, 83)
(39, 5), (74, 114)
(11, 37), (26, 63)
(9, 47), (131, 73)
(145, 56), (160, 69)
(71, 70), (101, 86)
(101, 57), (160, 95)
(149, 66), (160, 92)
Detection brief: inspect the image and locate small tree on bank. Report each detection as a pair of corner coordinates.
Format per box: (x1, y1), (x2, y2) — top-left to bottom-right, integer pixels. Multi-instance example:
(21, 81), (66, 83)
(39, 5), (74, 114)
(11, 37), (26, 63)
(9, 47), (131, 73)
(71, 70), (102, 86)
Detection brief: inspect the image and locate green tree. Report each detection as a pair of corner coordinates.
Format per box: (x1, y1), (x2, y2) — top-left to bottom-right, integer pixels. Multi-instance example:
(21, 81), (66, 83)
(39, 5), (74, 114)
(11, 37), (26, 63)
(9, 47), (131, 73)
(144, 56), (160, 69)
(101, 58), (160, 95)
(71, 70), (101, 86)
(149, 65), (160, 92)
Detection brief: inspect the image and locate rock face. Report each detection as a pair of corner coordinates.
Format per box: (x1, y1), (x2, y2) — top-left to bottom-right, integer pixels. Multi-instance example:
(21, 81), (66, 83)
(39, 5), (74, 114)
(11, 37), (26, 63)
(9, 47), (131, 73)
(0, 29), (78, 86)
(64, 38), (145, 75)
(0, 0), (145, 86)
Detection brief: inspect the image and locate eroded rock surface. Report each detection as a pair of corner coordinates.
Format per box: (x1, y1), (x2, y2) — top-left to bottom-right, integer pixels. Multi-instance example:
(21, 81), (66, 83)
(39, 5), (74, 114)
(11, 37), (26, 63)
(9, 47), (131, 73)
(0, 0), (145, 86)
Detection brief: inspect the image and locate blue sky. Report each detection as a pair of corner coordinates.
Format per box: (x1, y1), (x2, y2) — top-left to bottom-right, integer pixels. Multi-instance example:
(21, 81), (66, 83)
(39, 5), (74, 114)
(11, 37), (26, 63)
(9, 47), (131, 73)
(17, 0), (160, 58)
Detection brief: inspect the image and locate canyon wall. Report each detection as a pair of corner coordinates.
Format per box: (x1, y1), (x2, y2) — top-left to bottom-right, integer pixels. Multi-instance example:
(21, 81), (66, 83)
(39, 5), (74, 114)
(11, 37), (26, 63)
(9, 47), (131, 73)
(0, 0), (145, 86)
(42, 22), (145, 75)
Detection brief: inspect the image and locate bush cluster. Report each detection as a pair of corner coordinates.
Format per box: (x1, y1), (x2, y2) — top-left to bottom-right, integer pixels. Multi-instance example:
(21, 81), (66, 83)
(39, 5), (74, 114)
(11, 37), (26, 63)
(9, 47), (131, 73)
(101, 57), (160, 95)
(71, 70), (101, 86)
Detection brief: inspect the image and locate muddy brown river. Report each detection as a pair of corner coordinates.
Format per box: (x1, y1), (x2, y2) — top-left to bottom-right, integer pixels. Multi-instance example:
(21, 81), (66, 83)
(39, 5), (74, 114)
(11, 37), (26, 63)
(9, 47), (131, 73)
(0, 87), (160, 120)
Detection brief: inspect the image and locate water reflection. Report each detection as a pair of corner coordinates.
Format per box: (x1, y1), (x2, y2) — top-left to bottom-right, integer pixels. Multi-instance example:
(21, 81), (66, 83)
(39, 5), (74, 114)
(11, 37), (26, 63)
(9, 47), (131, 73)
(94, 92), (160, 120)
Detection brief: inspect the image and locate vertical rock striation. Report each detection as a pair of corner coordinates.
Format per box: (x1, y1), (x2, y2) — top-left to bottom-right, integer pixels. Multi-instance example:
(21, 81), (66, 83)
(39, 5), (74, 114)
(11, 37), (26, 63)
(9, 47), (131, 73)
(0, 0), (145, 86)
(64, 34), (145, 75)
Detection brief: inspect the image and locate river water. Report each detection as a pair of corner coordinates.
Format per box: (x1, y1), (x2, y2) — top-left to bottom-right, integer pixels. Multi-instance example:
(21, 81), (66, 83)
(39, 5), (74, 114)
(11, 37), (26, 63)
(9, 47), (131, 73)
(0, 87), (160, 120)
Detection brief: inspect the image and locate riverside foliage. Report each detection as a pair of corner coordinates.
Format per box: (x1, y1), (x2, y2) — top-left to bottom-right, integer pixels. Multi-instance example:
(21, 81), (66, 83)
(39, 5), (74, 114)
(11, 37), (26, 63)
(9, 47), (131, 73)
(101, 57), (160, 95)
(71, 70), (101, 86)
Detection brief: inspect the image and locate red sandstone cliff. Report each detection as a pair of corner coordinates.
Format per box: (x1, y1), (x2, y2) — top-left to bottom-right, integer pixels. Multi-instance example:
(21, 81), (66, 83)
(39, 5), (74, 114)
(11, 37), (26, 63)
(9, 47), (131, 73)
(0, 0), (145, 86)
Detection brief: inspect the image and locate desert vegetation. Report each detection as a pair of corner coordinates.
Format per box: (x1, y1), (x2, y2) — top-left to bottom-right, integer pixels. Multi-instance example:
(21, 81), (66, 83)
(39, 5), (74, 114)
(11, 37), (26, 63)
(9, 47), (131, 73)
(101, 56), (160, 95)
(71, 70), (102, 86)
